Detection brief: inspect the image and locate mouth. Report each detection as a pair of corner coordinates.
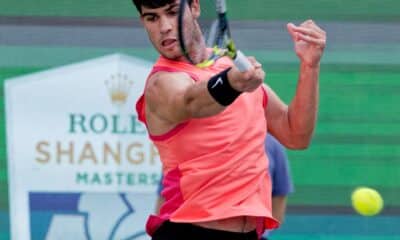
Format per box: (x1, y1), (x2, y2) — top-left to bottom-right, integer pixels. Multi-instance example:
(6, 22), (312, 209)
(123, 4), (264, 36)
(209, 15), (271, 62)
(161, 39), (177, 48)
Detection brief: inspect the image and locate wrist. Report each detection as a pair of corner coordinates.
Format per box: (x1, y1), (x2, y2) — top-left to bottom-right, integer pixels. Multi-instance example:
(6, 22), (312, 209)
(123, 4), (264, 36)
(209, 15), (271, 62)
(301, 61), (320, 70)
(207, 68), (242, 106)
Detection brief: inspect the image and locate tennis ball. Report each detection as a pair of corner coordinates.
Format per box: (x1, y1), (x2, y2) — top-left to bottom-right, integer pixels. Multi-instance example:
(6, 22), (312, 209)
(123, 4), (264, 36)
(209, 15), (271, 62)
(351, 187), (383, 216)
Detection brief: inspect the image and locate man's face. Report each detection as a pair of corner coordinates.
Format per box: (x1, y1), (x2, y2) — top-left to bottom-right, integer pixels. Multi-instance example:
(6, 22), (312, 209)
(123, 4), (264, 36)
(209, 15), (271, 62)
(140, 0), (200, 60)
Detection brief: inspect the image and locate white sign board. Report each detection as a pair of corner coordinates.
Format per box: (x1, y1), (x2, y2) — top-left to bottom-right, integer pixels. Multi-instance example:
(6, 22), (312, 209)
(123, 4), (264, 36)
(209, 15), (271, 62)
(5, 54), (160, 240)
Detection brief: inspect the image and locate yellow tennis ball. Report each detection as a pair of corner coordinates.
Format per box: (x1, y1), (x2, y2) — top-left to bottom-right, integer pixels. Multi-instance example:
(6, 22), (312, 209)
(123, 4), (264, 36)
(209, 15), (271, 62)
(351, 187), (383, 216)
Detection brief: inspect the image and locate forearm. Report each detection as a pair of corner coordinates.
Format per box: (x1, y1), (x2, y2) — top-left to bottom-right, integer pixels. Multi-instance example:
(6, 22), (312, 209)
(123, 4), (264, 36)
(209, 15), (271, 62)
(183, 80), (227, 118)
(272, 196), (288, 223)
(149, 61), (263, 122)
(147, 72), (228, 123)
(184, 68), (245, 118)
(287, 62), (319, 146)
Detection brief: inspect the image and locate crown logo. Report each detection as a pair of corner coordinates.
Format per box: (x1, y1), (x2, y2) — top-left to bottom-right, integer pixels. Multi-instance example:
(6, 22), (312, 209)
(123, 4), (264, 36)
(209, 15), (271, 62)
(105, 73), (134, 106)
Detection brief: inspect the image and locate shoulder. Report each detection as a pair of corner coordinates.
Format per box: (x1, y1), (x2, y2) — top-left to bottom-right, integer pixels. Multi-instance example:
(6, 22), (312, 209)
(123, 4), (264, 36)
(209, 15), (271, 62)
(145, 71), (194, 99)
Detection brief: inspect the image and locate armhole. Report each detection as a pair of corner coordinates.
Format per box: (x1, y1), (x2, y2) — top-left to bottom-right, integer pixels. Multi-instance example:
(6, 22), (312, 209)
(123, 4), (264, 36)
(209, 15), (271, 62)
(135, 68), (160, 125)
(149, 122), (189, 142)
(135, 94), (146, 124)
(261, 85), (269, 109)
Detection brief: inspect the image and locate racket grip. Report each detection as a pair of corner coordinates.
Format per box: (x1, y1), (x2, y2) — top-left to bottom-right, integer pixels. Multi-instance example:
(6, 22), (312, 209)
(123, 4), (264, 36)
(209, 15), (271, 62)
(233, 50), (252, 72)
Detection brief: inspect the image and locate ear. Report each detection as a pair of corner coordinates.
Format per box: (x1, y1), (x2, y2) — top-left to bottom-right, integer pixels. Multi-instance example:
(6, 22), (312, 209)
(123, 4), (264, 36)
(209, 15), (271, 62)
(190, 0), (201, 18)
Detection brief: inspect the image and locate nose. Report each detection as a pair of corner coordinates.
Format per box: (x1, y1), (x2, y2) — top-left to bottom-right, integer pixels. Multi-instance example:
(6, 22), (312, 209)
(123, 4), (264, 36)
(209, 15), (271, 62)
(159, 15), (173, 34)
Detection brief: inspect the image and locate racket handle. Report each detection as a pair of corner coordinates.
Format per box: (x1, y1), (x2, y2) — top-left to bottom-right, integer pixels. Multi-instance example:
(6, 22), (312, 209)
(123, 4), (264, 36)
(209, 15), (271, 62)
(233, 50), (251, 72)
(215, 0), (227, 14)
(233, 50), (252, 72)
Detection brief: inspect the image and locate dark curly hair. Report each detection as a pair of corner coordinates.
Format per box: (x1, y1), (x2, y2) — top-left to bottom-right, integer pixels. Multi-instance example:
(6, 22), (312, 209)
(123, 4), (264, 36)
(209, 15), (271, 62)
(132, 0), (193, 14)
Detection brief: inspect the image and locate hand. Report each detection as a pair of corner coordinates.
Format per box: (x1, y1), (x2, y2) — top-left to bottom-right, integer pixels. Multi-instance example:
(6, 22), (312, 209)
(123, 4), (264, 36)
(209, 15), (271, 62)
(228, 57), (265, 92)
(287, 20), (326, 68)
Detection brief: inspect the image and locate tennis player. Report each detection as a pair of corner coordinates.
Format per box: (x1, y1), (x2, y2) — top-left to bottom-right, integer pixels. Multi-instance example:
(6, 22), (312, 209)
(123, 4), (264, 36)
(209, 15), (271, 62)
(261, 134), (294, 240)
(132, 0), (326, 239)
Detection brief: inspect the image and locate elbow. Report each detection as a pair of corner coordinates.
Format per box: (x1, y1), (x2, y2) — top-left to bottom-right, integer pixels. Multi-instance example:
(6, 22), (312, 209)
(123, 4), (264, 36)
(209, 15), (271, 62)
(286, 132), (314, 150)
(294, 139), (311, 150)
(297, 134), (313, 149)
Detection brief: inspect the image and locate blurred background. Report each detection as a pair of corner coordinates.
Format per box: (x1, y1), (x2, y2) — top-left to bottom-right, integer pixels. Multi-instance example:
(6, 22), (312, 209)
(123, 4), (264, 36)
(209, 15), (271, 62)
(0, 0), (399, 239)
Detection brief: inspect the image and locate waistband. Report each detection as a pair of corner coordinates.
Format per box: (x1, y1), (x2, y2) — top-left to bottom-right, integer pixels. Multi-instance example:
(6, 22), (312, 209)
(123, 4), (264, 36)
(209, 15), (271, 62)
(152, 221), (258, 240)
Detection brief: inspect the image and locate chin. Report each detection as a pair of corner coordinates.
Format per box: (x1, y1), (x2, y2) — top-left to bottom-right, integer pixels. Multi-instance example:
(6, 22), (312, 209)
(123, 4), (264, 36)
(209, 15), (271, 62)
(160, 49), (182, 60)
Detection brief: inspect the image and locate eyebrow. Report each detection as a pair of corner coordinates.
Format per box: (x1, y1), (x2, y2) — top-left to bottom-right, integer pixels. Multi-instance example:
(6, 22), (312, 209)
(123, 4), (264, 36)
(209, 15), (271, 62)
(166, 3), (179, 11)
(141, 12), (156, 18)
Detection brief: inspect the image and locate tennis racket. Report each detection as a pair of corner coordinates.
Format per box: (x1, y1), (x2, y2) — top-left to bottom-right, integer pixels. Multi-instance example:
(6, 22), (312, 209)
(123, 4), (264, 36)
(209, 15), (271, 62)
(178, 0), (252, 71)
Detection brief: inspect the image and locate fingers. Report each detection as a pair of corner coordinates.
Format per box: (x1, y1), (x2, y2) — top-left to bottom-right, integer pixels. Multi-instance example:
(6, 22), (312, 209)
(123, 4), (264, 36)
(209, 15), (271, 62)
(290, 25), (321, 39)
(301, 19), (325, 36)
(248, 56), (262, 69)
(286, 23), (298, 41)
(230, 56), (265, 92)
(296, 34), (326, 46)
(287, 20), (326, 48)
(246, 57), (265, 91)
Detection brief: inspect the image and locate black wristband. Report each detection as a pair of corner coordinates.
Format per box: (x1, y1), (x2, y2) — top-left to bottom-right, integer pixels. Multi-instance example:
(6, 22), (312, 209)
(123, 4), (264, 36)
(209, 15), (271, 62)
(207, 68), (241, 106)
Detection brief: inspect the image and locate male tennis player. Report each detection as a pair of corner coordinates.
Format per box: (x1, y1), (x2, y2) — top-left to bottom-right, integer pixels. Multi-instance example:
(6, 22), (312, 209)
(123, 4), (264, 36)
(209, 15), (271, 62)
(132, 0), (326, 239)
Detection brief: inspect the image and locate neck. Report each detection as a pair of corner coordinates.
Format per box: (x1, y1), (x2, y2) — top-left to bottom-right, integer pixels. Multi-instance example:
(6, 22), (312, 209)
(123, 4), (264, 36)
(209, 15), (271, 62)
(179, 21), (209, 64)
(187, 40), (208, 64)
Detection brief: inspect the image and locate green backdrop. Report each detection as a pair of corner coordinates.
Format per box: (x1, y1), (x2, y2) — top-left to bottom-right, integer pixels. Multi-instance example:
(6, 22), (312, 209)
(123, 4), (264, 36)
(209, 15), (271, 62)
(1, 0), (399, 239)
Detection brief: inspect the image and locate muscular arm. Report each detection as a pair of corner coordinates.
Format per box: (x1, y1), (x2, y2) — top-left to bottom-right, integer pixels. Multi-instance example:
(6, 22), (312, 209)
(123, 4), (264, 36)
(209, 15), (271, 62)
(265, 64), (319, 149)
(266, 20), (325, 149)
(145, 71), (226, 135)
(145, 59), (264, 135)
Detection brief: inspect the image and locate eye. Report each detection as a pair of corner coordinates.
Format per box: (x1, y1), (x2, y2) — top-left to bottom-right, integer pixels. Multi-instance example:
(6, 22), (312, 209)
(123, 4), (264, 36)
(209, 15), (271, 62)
(168, 7), (179, 16)
(144, 15), (158, 22)
(168, 10), (178, 16)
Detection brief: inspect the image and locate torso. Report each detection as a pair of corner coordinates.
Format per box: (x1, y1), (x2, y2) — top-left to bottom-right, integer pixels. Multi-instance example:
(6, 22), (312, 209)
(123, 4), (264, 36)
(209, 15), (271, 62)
(137, 55), (279, 236)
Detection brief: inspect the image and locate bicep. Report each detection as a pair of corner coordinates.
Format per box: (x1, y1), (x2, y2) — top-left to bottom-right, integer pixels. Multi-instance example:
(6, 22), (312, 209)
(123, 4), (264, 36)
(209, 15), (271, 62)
(264, 84), (292, 147)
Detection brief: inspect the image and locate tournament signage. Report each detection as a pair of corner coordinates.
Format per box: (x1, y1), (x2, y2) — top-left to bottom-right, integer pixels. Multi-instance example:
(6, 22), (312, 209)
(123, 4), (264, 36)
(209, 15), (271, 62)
(5, 54), (160, 240)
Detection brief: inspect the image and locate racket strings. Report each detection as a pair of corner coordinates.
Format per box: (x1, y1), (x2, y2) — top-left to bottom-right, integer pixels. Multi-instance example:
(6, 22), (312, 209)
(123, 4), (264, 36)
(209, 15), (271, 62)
(179, 0), (239, 68)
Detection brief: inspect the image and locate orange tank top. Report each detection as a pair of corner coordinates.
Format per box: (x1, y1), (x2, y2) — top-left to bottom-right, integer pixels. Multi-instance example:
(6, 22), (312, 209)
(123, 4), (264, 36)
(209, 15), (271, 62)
(136, 55), (279, 236)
